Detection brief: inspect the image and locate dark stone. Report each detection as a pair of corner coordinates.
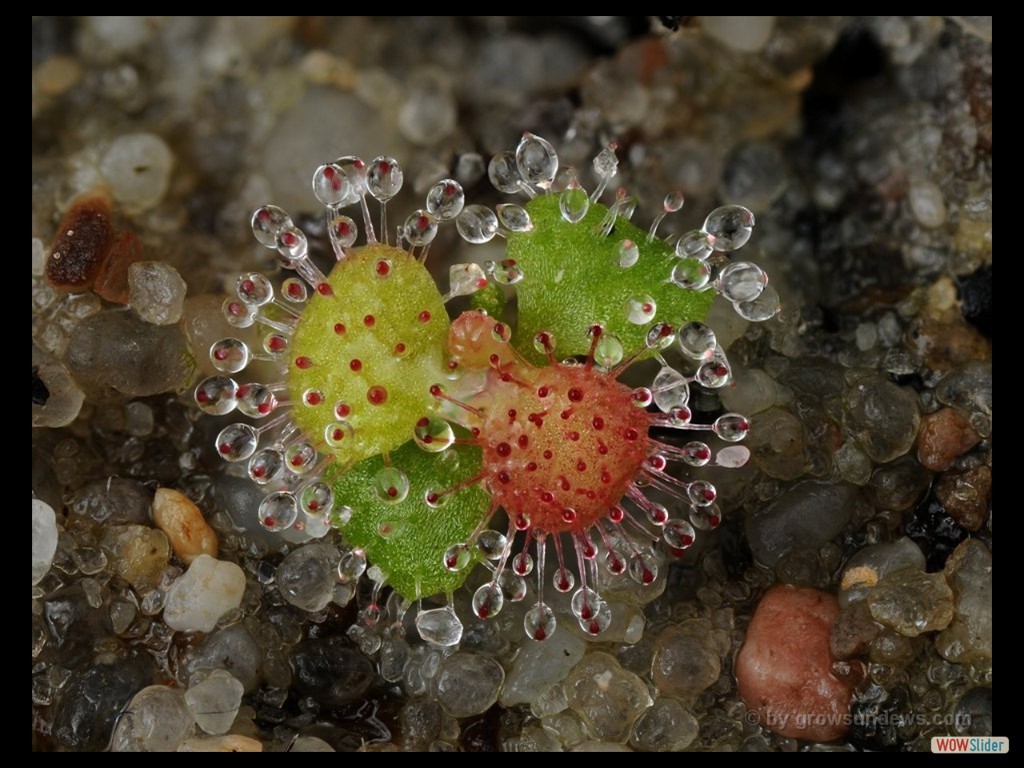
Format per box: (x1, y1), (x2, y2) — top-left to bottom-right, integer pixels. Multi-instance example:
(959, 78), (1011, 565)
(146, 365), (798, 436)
(954, 687), (992, 736)
(32, 365), (50, 405)
(745, 481), (857, 567)
(460, 707), (502, 752)
(869, 457), (932, 513)
(43, 585), (111, 666)
(184, 623), (261, 692)
(291, 637), (374, 709)
(905, 493), (969, 572)
(849, 685), (915, 751)
(957, 265), (992, 338)
(52, 657), (153, 751)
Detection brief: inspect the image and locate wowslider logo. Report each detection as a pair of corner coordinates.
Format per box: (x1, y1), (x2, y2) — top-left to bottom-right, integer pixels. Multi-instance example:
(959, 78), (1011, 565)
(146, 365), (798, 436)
(932, 737), (1008, 754)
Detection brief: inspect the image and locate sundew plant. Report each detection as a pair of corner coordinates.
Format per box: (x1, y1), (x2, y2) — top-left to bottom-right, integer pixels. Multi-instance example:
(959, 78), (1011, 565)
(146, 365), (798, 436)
(196, 132), (779, 646)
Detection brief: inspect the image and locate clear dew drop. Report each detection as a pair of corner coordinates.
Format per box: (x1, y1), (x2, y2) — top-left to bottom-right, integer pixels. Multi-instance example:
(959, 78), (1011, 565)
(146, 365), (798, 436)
(524, 602), (557, 642)
(472, 582), (505, 619)
(646, 501), (670, 526)
(332, 155), (369, 200)
(713, 413), (751, 442)
(403, 209), (439, 247)
(426, 179), (465, 221)
(262, 333), (289, 357)
(559, 175), (590, 223)
(251, 205), (293, 248)
(443, 542), (472, 572)
(717, 261), (768, 303)
(476, 529), (508, 560)
(663, 190), (685, 213)
(652, 367), (690, 412)
(222, 297), (255, 329)
(552, 567), (575, 593)
(604, 548), (626, 576)
(515, 132), (558, 189)
(512, 550), (534, 576)
(533, 330), (557, 356)
(696, 357), (732, 388)
(236, 383), (277, 418)
(735, 283), (781, 322)
(669, 405), (693, 427)
(456, 205), (499, 244)
(373, 467), (410, 503)
(424, 486), (449, 509)
(663, 519), (696, 549)
(488, 151), (522, 194)
(284, 441), (317, 475)
(496, 203), (533, 233)
(311, 162), (352, 206)
(248, 448), (283, 485)
(579, 604), (612, 636)
(416, 605), (463, 647)
(338, 549), (367, 582)
(645, 322), (676, 351)
(680, 440), (711, 467)
(499, 571), (528, 602)
(628, 550), (659, 585)
(594, 334), (624, 368)
(300, 482), (334, 517)
(366, 156), (403, 202)
(194, 375), (237, 416)
(671, 258), (711, 290)
(324, 420), (355, 449)
(485, 258), (524, 286)
(675, 229), (714, 261)
(210, 338), (250, 374)
(631, 386), (653, 408)
(677, 321), (717, 360)
(689, 503), (722, 531)
(414, 416), (455, 453)
(703, 205), (755, 251)
(330, 215), (358, 249)
(570, 587), (601, 620)
(624, 295), (657, 325)
(491, 320), (512, 344)
(687, 480), (717, 507)
(276, 224), (308, 266)
(618, 239), (639, 268)
(236, 272), (273, 306)
(280, 277), (308, 304)
(259, 491), (298, 532)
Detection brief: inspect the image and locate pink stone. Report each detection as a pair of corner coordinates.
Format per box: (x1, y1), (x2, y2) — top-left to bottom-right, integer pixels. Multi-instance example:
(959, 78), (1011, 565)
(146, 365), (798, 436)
(736, 584), (852, 741)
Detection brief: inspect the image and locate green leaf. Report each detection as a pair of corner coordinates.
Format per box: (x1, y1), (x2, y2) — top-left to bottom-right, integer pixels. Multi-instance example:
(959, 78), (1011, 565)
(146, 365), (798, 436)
(506, 195), (715, 362)
(327, 438), (489, 599)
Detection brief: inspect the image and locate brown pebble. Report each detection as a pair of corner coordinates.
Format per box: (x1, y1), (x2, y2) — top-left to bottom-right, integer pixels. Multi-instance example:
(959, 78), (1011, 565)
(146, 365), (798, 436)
(910, 316), (991, 372)
(152, 487), (218, 564)
(917, 407), (981, 471)
(46, 190), (116, 291)
(829, 599), (881, 660)
(35, 55), (82, 96)
(178, 735), (263, 752)
(736, 585), (852, 741)
(94, 230), (143, 304)
(935, 465), (991, 531)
